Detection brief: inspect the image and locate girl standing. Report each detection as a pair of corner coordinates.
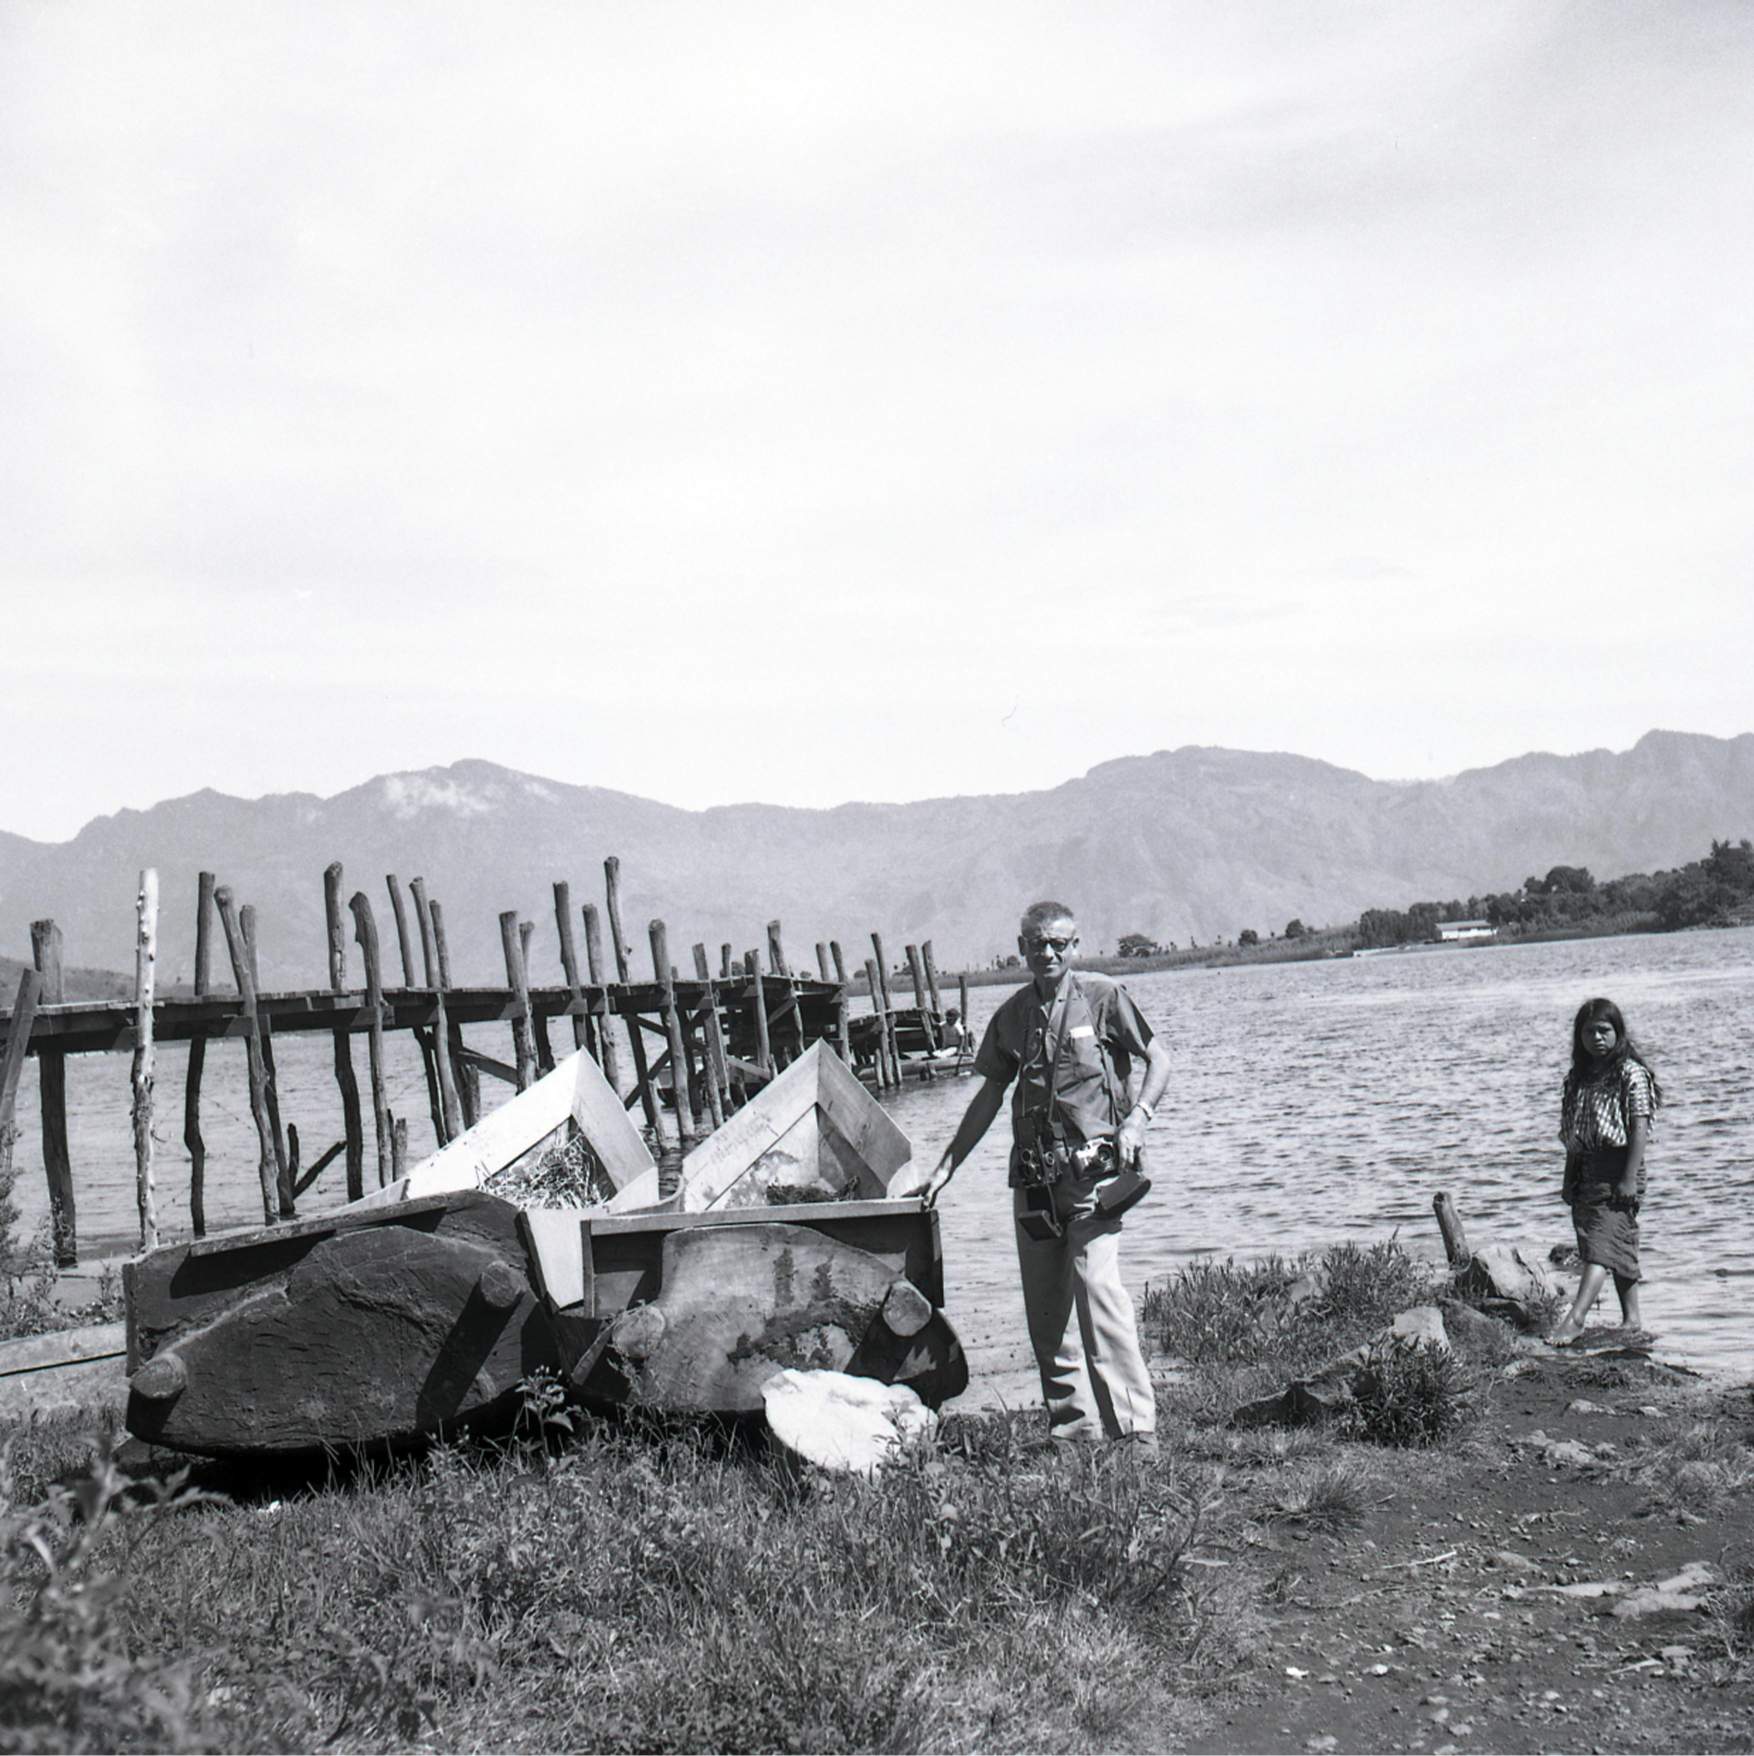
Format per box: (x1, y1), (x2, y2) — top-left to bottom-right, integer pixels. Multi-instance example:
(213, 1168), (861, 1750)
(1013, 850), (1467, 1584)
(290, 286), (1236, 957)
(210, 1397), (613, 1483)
(1550, 996), (1662, 1343)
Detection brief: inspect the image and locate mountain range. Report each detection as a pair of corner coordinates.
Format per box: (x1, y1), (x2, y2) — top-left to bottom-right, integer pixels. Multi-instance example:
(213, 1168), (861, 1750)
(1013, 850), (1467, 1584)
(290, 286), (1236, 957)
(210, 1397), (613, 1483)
(1, 730), (1750, 990)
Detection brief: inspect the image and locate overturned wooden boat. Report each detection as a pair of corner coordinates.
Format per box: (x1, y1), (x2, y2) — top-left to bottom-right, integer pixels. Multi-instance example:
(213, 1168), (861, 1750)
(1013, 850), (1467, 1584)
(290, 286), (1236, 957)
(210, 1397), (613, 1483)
(124, 1044), (965, 1457)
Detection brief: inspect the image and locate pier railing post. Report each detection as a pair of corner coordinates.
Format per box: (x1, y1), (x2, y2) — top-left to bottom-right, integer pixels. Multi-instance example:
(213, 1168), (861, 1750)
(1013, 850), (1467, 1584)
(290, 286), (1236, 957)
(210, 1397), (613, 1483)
(388, 874), (446, 1147)
(348, 891), (393, 1187)
(324, 863), (366, 1202)
(131, 868), (160, 1251)
(650, 920), (696, 1157)
(691, 943), (729, 1128)
(241, 903), (294, 1216)
(0, 972), (42, 1222)
(554, 881), (590, 1053)
(411, 878), (463, 1139)
(30, 919), (76, 1264)
(215, 887), (281, 1225)
(863, 957), (891, 1089)
(499, 911), (538, 1092)
(182, 872), (217, 1235)
(429, 899), (479, 1126)
(604, 856), (660, 1133)
(581, 902), (620, 1087)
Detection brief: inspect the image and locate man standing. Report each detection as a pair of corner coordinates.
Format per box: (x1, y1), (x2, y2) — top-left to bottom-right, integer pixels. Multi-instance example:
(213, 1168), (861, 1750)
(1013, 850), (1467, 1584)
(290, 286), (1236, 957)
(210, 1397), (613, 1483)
(925, 901), (1170, 1444)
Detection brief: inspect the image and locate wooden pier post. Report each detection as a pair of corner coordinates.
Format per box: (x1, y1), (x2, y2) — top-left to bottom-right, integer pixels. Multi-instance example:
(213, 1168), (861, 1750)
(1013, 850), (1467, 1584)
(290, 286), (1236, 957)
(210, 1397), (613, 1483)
(348, 891), (393, 1187)
(870, 932), (902, 1085)
(241, 903), (294, 1216)
(829, 939), (852, 1064)
(767, 920), (807, 1063)
(581, 902), (621, 1087)
(324, 864), (366, 1202)
(410, 878), (463, 1140)
(720, 943), (734, 979)
(0, 971), (41, 1216)
(429, 900), (479, 1127)
(182, 873), (215, 1236)
(499, 911), (538, 1091)
(385, 875), (418, 993)
(863, 958), (891, 1089)
(1433, 1193), (1471, 1268)
(554, 882), (590, 1053)
(131, 868), (160, 1250)
(604, 857), (660, 1133)
(520, 919), (556, 1074)
(906, 944), (940, 1059)
(921, 940), (945, 1018)
(214, 887), (281, 1225)
(691, 943), (729, 1129)
(816, 941), (832, 981)
(959, 971), (971, 1060)
(745, 951), (774, 1077)
(29, 919), (75, 1264)
(650, 920), (696, 1152)
(388, 874), (446, 1147)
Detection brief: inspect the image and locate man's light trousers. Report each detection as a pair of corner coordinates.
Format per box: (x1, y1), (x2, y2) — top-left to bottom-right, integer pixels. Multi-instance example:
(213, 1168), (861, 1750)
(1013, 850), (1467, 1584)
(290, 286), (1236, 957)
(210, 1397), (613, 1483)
(1012, 1174), (1156, 1441)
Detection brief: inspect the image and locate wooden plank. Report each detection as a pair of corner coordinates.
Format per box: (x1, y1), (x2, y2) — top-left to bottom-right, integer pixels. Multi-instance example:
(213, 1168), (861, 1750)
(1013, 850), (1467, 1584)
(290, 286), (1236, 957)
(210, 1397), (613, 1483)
(30, 920), (76, 1265)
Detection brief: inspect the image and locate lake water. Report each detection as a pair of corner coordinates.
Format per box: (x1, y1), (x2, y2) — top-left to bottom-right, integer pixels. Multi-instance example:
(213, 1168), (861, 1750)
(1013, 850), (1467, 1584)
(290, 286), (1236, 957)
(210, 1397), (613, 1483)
(12, 928), (1752, 1383)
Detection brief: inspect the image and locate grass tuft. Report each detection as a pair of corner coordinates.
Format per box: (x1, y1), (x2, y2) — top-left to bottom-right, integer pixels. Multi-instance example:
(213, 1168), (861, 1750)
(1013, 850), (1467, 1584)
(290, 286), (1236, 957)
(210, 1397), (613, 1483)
(1343, 1342), (1480, 1449)
(0, 1400), (1224, 1754)
(1141, 1240), (1441, 1379)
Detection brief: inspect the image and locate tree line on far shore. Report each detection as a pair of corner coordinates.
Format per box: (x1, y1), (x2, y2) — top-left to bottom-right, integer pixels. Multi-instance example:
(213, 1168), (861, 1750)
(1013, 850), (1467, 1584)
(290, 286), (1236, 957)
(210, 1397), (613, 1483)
(1108, 836), (1754, 961)
(1351, 836), (1754, 949)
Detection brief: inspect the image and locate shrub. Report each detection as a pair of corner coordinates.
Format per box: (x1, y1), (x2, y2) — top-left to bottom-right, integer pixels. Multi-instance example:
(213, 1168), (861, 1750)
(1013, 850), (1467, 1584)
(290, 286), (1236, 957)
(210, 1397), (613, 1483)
(1141, 1241), (1439, 1378)
(1344, 1342), (1478, 1449)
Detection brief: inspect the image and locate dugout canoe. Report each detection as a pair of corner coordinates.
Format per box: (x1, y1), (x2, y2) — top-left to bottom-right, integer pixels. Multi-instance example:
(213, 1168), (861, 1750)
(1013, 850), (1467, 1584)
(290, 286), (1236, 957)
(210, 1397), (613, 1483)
(122, 1045), (965, 1457)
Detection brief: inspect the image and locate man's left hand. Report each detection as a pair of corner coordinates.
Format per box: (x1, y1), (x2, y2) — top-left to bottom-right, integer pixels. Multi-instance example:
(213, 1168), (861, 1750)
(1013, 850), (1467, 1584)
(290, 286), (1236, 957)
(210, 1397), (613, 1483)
(1115, 1118), (1147, 1169)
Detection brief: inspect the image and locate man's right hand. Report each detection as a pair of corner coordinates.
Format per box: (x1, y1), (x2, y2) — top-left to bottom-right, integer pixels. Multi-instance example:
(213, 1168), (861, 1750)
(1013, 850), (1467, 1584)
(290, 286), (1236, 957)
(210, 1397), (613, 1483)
(922, 1152), (956, 1208)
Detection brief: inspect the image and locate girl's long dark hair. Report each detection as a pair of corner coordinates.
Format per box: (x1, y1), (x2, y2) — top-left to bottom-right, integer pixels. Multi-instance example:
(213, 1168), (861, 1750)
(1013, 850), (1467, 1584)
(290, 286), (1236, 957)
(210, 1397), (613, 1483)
(1566, 996), (1663, 1107)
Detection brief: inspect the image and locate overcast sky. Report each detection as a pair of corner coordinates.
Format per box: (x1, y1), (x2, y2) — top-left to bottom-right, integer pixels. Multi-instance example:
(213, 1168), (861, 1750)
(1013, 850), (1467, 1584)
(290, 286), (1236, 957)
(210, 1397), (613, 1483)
(3, 2), (1750, 843)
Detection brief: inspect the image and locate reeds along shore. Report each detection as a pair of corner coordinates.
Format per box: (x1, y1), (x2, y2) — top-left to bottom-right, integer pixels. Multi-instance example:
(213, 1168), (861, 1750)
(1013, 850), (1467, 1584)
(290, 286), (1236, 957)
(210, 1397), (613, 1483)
(0, 857), (970, 1261)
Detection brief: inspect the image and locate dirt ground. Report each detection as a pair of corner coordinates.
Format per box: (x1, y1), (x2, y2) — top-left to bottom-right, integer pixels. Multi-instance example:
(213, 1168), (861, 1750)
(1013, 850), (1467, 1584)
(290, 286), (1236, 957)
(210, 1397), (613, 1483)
(1176, 1345), (1754, 1756)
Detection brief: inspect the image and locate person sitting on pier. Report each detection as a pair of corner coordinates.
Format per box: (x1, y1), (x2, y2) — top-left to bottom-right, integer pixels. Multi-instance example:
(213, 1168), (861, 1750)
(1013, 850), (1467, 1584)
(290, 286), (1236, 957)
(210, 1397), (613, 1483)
(924, 901), (1170, 1446)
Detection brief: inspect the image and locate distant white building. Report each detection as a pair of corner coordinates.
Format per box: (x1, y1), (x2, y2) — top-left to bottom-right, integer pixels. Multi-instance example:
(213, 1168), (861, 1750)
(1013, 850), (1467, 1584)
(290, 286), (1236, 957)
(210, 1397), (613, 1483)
(1435, 919), (1496, 942)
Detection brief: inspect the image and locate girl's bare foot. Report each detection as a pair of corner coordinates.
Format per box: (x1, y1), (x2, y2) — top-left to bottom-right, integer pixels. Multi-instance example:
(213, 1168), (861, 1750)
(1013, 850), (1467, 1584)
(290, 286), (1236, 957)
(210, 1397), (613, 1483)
(1547, 1319), (1585, 1346)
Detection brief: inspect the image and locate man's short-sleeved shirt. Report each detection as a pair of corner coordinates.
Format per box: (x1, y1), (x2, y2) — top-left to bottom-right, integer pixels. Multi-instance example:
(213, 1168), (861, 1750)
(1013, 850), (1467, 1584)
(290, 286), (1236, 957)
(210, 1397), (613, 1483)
(974, 970), (1155, 1179)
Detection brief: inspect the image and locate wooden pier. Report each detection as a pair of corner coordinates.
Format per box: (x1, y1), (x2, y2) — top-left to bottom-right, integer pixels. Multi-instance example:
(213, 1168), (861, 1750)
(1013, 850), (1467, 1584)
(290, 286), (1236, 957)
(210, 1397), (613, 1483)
(0, 858), (972, 1263)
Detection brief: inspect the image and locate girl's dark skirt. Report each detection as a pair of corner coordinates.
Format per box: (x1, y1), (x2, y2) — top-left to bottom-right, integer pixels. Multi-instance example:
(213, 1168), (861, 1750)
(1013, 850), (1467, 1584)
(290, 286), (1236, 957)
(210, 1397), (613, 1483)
(1570, 1148), (1642, 1281)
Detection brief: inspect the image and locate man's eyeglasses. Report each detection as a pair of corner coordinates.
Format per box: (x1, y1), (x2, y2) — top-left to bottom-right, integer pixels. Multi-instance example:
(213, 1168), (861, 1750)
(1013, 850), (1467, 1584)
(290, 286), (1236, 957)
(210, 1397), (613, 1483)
(1025, 936), (1074, 953)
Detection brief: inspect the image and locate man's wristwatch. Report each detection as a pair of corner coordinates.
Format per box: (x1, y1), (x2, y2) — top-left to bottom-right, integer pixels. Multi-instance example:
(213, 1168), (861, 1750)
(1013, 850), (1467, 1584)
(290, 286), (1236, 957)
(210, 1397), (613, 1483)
(1129, 1101), (1154, 1124)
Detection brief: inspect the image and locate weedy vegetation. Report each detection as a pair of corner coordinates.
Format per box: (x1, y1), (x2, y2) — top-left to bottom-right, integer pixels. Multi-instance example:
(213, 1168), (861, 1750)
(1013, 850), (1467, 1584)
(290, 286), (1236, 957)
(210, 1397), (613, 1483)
(1, 1386), (1233, 1755)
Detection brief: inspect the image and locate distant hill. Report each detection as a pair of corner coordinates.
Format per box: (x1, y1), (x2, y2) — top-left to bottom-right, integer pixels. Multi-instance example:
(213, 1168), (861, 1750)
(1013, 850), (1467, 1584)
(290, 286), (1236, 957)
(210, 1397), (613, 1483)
(0, 730), (1750, 989)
